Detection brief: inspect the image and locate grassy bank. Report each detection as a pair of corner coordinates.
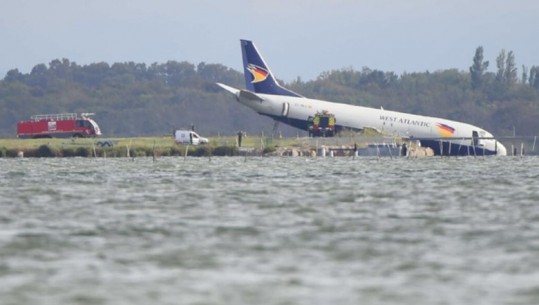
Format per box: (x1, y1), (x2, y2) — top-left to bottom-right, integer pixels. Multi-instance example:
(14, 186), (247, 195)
(0, 132), (393, 158)
(0, 135), (290, 158)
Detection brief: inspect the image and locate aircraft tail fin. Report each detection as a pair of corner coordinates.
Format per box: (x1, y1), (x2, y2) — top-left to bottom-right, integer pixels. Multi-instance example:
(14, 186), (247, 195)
(241, 39), (302, 97)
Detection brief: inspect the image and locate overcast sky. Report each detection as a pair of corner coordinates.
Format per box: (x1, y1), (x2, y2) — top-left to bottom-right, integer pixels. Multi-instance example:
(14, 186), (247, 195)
(1, 0), (538, 82)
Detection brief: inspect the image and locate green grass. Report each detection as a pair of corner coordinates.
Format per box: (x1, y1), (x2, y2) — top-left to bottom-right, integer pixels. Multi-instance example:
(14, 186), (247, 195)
(0, 135), (307, 158)
(0, 135), (296, 150)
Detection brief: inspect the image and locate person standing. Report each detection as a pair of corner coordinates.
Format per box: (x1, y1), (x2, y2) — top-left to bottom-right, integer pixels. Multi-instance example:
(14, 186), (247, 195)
(237, 131), (244, 147)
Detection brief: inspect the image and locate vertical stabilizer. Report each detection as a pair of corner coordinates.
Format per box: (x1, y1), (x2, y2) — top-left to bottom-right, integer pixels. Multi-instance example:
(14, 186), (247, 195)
(240, 39), (302, 97)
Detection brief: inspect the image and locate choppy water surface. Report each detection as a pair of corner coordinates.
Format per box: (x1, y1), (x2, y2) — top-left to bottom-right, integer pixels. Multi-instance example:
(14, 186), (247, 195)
(1, 156), (539, 305)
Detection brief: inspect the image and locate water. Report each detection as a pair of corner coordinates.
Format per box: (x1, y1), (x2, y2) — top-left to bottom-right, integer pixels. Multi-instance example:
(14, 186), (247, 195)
(1, 156), (539, 305)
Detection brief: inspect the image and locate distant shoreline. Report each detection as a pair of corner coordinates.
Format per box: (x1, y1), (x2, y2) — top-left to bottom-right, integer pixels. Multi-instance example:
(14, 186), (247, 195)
(0, 136), (245, 158)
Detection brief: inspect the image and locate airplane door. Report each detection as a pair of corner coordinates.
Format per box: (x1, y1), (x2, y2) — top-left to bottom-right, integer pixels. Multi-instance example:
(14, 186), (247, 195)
(472, 130), (479, 146)
(281, 102), (290, 117)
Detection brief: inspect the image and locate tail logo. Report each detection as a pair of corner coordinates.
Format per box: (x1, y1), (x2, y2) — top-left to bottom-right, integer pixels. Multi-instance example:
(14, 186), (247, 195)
(437, 123), (455, 137)
(246, 64), (269, 83)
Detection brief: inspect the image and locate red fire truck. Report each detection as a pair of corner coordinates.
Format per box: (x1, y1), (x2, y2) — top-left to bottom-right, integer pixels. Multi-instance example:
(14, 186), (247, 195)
(17, 113), (102, 139)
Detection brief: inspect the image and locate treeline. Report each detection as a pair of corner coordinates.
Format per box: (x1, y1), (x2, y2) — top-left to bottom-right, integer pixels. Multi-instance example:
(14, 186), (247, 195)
(1, 46), (538, 138)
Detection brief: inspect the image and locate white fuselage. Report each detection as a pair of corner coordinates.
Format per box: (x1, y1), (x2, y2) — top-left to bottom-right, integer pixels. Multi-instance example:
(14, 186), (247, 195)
(238, 92), (507, 156)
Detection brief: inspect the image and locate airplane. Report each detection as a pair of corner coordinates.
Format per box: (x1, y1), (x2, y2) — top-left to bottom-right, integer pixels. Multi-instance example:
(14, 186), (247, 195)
(217, 39), (507, 156)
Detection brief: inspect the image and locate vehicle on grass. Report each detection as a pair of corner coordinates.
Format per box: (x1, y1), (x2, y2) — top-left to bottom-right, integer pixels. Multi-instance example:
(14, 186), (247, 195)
(308, 110), (336, 137)
(174, 130), (209, 145)
(17, 113), (101, 139)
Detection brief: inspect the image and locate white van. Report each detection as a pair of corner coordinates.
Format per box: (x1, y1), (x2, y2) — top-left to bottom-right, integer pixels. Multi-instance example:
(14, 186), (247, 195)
(174, 130), (209, 145)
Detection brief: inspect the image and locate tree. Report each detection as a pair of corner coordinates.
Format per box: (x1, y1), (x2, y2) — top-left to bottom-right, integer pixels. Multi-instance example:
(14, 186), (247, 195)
(522, 65), (528, 84)
(165, 61), (196, 86)
(530, 66), (539, 89)
(4, 69), (24, 82)
(28, 63), (49, 87)
(49, 58), (72, 79)
(495, 49), (506, 83)
(504, 50), (517, 85)
(470, 46), (489, 89)
(76, 62), (110, 86)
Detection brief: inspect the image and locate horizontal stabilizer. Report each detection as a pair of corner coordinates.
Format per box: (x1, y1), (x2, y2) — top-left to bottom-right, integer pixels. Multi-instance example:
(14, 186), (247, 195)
(216, 83), (240, 95)
(217, 82), (263, 102)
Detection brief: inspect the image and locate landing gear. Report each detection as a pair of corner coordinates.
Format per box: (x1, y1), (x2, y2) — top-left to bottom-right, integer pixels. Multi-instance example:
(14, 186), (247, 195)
(272, 121), (280, 137)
